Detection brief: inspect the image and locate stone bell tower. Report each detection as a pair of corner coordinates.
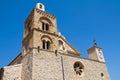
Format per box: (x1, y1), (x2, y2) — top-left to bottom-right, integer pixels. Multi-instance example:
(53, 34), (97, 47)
(22, 2), (79, 56)
(22, 3), (59, 56)
(20, 3), (80, 80)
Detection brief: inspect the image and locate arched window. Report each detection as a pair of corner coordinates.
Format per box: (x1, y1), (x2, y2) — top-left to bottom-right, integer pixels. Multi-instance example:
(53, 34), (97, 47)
(42, 40), (51, 50)
(46, 41), (50, 50)
(42, 22), (45, 30)
(58, 40), (64, 50)
(40, 17), (53, 32)
(42, 40), (46, 49)
(41, 35), (53, 50)
(42, 22), (49, 31)
(46, 24), (49, 31)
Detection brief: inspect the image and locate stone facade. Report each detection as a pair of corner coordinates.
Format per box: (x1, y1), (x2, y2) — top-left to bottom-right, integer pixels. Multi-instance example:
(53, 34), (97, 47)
(0, 3), (110, 80)
(0, 64), (22, 80)
(32, 50), (110, 80)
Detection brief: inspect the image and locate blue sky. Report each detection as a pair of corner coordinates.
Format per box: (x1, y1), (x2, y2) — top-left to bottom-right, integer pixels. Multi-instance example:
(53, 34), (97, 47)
(0, 0), (120, 79)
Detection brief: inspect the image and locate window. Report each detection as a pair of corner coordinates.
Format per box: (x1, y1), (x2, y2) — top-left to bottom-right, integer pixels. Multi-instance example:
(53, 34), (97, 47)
(59, 40), (64, 50)
(46, 41), (50, 50)
(43, 40), (46, 49)
(42, 22), (44, 30)
(42, 40), (50, 50)
(46, 24), (49, 31)
(42, 22), (49, 31)
(74, 62), (84, 76)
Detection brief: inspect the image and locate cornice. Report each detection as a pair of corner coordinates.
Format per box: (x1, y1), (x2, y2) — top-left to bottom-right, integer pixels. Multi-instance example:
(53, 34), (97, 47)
(35, 8), (56, 20)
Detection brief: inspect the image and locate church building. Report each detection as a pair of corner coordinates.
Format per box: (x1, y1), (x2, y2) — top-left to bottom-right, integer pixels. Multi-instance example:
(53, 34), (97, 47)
(0, 3), (110, 80)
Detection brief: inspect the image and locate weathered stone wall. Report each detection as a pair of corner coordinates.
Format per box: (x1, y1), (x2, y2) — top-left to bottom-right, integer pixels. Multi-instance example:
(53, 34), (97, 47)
(32, 50), (63, 80)
(21, 51), (33, 80)
(32, 50), (110, 80)
(62, 54), (110, 80)
(2, 64), (22, 80)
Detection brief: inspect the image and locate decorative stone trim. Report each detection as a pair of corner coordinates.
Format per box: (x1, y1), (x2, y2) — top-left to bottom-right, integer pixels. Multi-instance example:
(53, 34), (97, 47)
(74, 62), (84, 76)
(35, 8), (56, 20)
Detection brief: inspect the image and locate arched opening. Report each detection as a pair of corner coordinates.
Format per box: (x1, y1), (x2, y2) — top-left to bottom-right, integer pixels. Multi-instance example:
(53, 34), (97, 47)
(58, 40), (64, 50)
(40, 17), (53, 32)
(42, 22), (49, 31)
(41, 35), (53, 43)
(42, 22), (45, 30)
(46, 24), (49, 31)
(40, 17), (53, 25)
(42, 40), (51, 50)
(42, 40), (46, 49)
(46, 41), (50, 50)
(41, 35), (53, 50)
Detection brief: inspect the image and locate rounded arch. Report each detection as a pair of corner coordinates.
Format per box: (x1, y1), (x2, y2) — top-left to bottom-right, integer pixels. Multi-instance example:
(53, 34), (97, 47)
(58, 40), (63, 45)
(41, 35), (53, 43)
(39, 17), (53, 26)
(58, 40), (65, 50)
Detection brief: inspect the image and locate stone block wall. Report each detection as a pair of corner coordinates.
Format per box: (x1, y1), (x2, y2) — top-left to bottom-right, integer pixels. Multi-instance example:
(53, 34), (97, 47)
(32, 50), (63, 80)
(21, 51), (33, 80)
(62, 55), (110, 80)
(0, 49), (110, 80)
(2, 64), (22, 80)
(32, 50), (110, 80)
